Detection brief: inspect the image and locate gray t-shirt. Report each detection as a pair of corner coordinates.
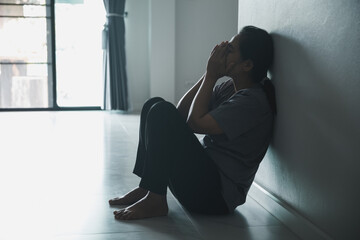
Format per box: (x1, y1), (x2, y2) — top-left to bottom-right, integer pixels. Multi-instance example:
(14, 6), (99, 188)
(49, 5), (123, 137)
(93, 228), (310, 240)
(201, 79), (273, 211)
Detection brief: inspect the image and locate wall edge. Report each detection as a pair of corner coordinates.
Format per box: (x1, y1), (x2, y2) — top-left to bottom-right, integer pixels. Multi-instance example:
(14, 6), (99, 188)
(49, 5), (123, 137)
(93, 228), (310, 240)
(248, 182), (333, 240)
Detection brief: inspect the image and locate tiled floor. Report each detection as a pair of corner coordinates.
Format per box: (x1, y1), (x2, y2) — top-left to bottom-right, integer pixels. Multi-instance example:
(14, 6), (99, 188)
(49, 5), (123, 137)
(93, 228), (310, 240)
(0, 111), (301, 240)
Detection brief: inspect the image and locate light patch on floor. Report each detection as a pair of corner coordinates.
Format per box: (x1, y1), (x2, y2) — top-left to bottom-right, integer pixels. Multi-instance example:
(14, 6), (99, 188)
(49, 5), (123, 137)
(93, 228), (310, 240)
(0, 111), (300, 240)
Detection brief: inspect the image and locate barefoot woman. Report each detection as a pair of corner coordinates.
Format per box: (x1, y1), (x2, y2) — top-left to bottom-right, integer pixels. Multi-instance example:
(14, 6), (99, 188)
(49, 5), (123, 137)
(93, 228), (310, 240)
(109, 26), (276, 220)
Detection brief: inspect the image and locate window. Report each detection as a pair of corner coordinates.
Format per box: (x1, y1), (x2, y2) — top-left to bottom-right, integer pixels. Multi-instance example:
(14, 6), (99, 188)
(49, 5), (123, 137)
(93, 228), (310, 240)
(0, 0), (104, 109)
(0, 0), (52, 108)
(55, 0), (105, 107)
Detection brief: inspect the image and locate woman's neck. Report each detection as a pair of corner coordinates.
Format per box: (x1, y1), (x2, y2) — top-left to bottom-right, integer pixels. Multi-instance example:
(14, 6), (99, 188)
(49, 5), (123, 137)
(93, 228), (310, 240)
(231, 75), (255, 92)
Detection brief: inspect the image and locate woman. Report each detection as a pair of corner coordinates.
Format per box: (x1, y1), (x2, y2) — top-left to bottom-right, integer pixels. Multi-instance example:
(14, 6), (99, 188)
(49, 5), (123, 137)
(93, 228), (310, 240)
(109, 26), (276, 220)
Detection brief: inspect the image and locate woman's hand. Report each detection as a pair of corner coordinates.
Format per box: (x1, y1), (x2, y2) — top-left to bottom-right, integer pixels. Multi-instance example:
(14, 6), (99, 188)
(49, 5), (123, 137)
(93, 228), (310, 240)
(206, 41), (228, 81)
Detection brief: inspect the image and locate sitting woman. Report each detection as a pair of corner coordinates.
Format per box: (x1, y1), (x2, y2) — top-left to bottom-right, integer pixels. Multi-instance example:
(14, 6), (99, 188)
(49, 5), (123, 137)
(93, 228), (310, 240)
(109, 25), (276, 220)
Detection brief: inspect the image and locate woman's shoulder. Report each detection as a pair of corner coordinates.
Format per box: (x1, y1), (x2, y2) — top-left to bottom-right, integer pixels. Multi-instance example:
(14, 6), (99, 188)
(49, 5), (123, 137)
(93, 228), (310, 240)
(212, 79), (235, 107)
(230, 86), (269, 108)
(215, 79), (234, 93)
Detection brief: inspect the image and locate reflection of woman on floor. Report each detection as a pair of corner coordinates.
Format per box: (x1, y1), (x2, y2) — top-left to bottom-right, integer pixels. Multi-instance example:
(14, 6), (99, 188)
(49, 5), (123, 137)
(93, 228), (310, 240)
(109, 26), (277, 220)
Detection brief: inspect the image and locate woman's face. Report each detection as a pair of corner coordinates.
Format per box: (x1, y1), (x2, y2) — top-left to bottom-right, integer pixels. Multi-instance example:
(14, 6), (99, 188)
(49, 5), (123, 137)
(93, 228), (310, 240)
(225, 34), (242, 76)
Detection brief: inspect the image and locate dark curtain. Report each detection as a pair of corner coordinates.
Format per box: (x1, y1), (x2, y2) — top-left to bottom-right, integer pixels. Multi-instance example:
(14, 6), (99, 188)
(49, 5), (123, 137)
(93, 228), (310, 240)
(103, 0), (128, 110)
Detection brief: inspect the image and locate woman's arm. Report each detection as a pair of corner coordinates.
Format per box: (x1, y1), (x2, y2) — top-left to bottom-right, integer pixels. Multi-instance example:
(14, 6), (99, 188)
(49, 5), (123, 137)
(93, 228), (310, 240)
(187, 73), (223, 134)
(187, 42), (229, 134)
(176, 74), (205, 120)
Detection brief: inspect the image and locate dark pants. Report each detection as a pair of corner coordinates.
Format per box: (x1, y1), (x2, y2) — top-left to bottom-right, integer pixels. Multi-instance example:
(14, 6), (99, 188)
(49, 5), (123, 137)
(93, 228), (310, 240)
(133, 97), (229, 215)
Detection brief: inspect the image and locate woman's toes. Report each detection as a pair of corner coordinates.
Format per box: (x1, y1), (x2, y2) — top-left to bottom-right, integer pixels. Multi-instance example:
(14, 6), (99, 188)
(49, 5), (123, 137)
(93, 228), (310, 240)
(114, 209), (136, 220)
(114, 209), (126, 219)
(109, 198), (119, 205)
(123, 212), (134, 220)
(119, 211), (131, 220)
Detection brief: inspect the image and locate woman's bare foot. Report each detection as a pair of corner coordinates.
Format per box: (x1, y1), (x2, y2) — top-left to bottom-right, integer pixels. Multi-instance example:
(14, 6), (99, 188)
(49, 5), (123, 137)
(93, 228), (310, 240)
(109, 187), (148, 206)
(113, 192), (168, 220)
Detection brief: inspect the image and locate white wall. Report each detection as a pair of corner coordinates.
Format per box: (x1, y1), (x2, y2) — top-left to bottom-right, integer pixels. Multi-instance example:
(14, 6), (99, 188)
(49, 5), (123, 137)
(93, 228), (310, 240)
(238, 0), (360, 239)
(125, 0), (238, 111)
(124, 0), (150, 111)
(174, 0), (238, 102)
(149, 0), (175, 103)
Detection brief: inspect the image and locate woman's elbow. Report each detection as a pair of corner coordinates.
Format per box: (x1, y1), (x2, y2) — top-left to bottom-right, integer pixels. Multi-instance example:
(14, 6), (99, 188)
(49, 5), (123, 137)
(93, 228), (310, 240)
(186, 117), (203, 134)
(186, 118), (194, 129)
(176, 106), (188, 121)
(187, 115), (223, 135)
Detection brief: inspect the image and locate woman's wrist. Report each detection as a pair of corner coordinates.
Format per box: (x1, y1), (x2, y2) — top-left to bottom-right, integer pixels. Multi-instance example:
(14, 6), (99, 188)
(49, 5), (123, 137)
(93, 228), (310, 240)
(204, 71), (218, 83)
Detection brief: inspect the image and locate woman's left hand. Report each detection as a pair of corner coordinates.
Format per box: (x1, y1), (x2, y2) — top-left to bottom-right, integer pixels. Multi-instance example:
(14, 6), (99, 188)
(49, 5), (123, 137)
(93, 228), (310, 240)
(206, 41), (228, 80)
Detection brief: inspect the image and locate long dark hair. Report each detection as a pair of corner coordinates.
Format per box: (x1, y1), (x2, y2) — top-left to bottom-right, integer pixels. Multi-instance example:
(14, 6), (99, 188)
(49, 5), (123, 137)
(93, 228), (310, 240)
(238, 26), (277, 114)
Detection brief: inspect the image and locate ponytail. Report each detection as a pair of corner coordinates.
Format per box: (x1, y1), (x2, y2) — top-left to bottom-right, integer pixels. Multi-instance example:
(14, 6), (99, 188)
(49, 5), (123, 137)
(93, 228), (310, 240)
(262, 77), (277, 115)
(237, 26), (276, 115)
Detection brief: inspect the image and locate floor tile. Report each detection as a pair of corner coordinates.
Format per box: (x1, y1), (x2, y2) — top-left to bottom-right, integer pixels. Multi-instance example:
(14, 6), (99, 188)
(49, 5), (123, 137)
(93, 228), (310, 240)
(54, 230), (201, 240)
(192, 224), (300, 240)
(186, 197), (281, 230)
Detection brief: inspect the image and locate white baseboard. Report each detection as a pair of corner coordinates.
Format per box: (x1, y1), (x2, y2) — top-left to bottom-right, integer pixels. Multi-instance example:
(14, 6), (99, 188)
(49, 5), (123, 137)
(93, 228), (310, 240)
(248, 182), (333, 240)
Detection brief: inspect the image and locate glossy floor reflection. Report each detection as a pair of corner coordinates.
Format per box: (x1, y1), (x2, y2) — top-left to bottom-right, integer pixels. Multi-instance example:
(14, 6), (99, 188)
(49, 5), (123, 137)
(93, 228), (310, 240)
(0, 111), (300, 240)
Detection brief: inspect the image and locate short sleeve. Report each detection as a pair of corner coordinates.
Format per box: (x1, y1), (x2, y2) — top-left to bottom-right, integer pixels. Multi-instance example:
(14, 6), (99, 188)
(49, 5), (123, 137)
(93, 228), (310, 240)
(209, 91), (267, 140)
(210, 80), (235, 110)
(210, 84), (221, 109)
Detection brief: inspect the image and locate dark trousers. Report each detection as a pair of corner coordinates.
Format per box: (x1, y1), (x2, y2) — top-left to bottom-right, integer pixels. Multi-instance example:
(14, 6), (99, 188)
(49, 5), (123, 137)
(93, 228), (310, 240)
(133, 97), (229, 215)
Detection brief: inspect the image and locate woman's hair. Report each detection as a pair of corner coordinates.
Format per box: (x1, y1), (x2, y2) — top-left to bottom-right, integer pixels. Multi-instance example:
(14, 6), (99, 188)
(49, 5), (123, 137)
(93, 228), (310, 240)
(238, 26), (277, 114)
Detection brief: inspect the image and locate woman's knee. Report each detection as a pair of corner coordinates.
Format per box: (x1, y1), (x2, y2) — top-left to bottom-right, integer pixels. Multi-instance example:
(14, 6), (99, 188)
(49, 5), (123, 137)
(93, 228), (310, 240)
(147, 101), (178, 123)
(141, 97), (165, 116)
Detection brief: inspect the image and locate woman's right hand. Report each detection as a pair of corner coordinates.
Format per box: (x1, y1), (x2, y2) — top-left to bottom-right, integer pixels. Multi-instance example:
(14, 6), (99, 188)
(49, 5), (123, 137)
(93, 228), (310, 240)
(206, 41), (228, 81)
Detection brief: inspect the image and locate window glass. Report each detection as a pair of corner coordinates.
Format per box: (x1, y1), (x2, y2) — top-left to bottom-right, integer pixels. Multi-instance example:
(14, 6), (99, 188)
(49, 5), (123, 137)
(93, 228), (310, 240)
(55, 0), (105, 107)
(0, 3), (51, 108)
